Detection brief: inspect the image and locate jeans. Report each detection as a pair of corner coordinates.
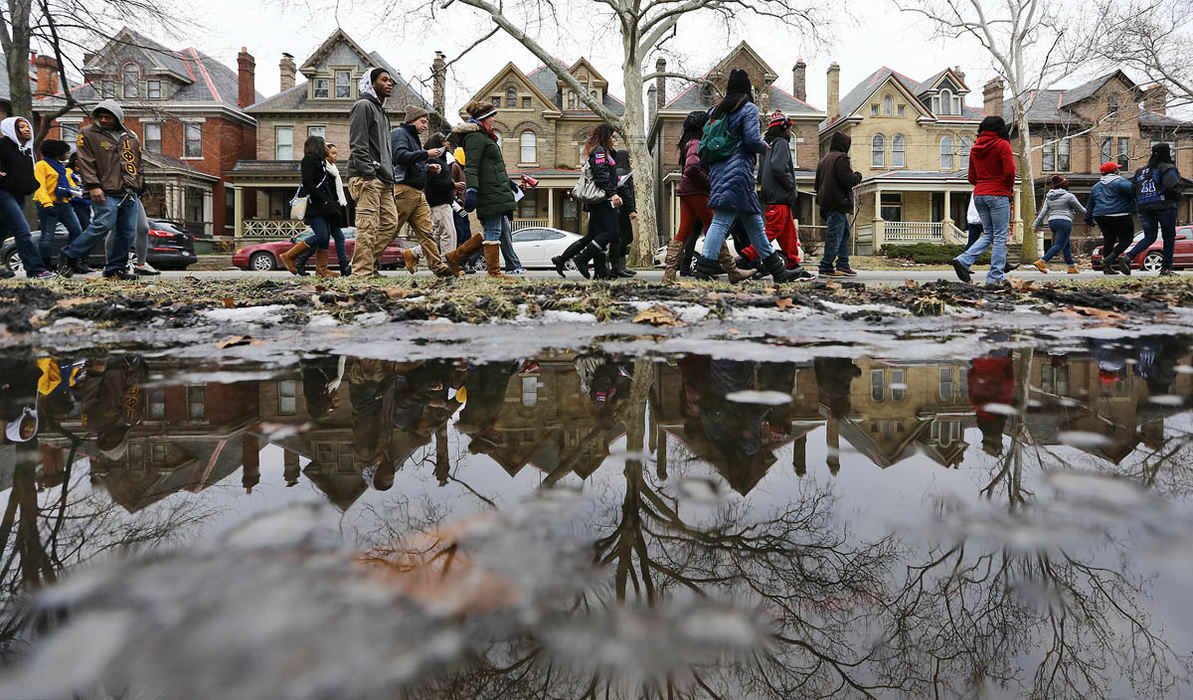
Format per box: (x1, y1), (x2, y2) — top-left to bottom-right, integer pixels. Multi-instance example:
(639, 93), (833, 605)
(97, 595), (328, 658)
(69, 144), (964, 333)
(1041, 219), (1074, 264)
(1128, 208), (1177, 270)
(1096, 215), (1134, 263)
(62, 192), (139, 276)
(105, 198), (149, 267)
(72, 201), (91, 232)
(967, 223), (983, 249)
(37, 202), (84, 264)
(0, 191), (47, 276)
(819, 209), (850, 272)
(499, 216), (522, 270)
(957, 194), (1010, 284)
(700, 208), (773, 260)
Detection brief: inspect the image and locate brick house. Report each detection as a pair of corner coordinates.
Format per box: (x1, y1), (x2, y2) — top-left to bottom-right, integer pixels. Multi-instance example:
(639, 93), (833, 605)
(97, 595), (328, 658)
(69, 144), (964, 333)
(647, 42), (825, 242)
(33, 28), (260, 238)
(462, 57), (625, 233)
(988, 70), (1193, 248)
(227, 29), (436, 239)
(819, 65), (990, 253)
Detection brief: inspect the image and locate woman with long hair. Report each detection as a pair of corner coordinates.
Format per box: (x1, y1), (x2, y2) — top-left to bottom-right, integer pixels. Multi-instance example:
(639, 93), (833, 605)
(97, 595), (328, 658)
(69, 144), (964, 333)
(281, 135), (345, 277)
(454, 100), (515, 279)
(0, 116), (53, 278)
(551, 123), (622, 279)
(951, 115), (1015, 286)
(1119, 142), (1182, 275)
(694, 70), (798, 283)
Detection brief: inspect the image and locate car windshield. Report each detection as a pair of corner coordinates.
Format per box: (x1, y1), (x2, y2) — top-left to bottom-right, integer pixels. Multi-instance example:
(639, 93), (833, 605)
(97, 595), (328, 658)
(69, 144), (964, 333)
(149, 221), (183, 234)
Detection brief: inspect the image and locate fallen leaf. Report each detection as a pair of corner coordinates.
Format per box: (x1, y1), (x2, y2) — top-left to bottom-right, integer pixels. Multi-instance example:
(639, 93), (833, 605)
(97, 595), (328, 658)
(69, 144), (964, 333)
(385, 288), (410, 300)
(222, 297), (236, 308)
(1010, 278), (1036, 291)
(632, 304), (685, 328)
(776, 297), (795, 310)
(53, 296), (102, 308)
(215, 335), (265, 349)
(1070, 305), (1126, 321)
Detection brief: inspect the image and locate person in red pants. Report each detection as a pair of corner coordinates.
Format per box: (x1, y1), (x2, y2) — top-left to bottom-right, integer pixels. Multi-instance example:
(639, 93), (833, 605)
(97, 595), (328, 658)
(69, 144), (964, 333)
(738, 111), (813, 279)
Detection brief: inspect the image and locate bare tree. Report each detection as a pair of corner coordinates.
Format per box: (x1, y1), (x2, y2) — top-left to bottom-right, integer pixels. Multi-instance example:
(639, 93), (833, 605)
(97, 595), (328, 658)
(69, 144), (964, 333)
(1090, 0), (1193, 111)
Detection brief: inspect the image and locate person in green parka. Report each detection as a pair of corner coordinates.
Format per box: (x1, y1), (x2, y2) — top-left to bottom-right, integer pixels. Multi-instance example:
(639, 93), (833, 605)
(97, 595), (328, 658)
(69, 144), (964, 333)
(451, 100), (517, 279)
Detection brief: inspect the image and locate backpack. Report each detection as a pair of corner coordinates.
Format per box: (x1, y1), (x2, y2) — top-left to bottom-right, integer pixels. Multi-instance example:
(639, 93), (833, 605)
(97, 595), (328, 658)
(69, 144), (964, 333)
(570, 161), (606, 204)
(698, 116), (737, 167)
(1134, 166), (1170, 208)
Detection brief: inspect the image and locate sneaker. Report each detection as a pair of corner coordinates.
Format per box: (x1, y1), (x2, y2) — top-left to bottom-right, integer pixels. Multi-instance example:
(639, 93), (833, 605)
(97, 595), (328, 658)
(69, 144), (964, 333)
(34, 270), (57, 280)
(102, 271), (138, 281)
(788, 267), (816, 281)
(836, 267), (859, 276)
(0, 267), (14, 279)
(1159, 269), (1177, 277)
(950, 259), (972, 283)
(76, 261), (94, 274)
(1102, 259), (1119, 275)
(133, 262), (161, 276)
(1004, 262), (1020, 273)
(56, 256), (77, 279)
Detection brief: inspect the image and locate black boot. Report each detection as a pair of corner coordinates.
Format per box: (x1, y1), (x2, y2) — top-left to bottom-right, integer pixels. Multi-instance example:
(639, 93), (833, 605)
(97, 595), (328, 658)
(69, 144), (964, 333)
(590, 246), (611, 280)
(679, 235), (699, 276)
(1102, 257), (1119, 275)
(759, 252), (802, 283)
(574, 247), (592, 279)
(295, 249), (313, 276)
(610, 254), (633, 278)
(693, 254), (724, 281)
(551, 255), (568, 278)
(57, 255), (80, 279)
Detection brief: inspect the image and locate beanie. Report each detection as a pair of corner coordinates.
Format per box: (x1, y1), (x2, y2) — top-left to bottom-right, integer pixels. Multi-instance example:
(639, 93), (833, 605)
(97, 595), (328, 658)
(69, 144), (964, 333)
(404, 104), (430, 124)
(727, 69), (752, 95)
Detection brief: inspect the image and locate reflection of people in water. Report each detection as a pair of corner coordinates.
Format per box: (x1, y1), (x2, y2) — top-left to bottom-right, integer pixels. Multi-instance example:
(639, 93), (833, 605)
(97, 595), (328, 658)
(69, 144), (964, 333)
(0, 356), (39, 444)
(814, 357), (861, 475)
(1135, 336), (1183, 396)
(456, 361), (519, 452)
(301, 355), (345, 420)
(968, 351), (1014, 456)
(73, 355), (148, 468)
(347, 358), (398, 491)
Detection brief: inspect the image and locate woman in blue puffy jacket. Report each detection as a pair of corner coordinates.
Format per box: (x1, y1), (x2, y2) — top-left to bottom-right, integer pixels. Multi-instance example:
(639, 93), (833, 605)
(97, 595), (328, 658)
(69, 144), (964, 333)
(695, 70), (797, 283)
(1085, 161), (1136, 275)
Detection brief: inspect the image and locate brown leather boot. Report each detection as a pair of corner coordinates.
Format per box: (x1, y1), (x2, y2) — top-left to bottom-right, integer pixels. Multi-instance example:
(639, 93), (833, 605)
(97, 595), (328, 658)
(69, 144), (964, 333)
(403, 249), (418, 274)
(661, 238), (685, 283)
(719, 244), (753, 283)
(315, 249), (338, 278)
(446, 234), (483, 275)
(280, 241), (310, 275)
(484, 243), (511, 279)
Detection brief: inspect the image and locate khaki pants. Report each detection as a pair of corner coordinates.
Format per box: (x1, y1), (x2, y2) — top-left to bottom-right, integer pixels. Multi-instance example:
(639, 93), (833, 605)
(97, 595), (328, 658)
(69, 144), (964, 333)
(429, 204), (456, 255)
(393, 184), (446, 273)
(348, 177), (399, 275)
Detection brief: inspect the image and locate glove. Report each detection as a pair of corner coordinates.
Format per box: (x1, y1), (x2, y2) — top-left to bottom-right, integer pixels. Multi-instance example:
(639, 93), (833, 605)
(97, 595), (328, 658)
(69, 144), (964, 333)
(464, 187), (478, 212)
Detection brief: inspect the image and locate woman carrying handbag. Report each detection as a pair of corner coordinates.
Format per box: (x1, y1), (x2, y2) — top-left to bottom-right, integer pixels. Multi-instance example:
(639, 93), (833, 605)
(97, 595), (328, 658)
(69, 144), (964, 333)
(281, 136), (345, 277)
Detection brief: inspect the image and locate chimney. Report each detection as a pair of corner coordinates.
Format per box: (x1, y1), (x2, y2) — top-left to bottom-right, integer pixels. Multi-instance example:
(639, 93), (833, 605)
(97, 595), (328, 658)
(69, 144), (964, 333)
(827, 62), (840, 120)
(647, 85), (657, 121)
(237, 47), (255, 108)
(432, 51), (446, 115)
(983, 78), (1005, 118)
(954, 66), (966, 86)
(793, 59), (806, 102)
(279, 53), (296, 91)
(1144, 84), (1168, 115)
(655, 57), (666, 112)
(32, 54), (59, 96)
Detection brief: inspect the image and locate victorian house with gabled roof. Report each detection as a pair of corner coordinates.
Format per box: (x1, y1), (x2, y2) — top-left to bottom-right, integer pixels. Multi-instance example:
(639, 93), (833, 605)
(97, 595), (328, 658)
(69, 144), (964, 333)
(227, 29), (436, 239)
(819, 65), (992, 253)
(462, 57), (625, 233)
(34, 27), (261, 239)
(647, 42), (825, 240)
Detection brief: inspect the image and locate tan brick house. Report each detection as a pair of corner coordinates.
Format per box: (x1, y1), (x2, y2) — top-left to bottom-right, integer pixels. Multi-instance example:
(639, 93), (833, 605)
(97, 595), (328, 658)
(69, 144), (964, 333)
(461, 58), (625, 233)
(647, 42), (825, 241)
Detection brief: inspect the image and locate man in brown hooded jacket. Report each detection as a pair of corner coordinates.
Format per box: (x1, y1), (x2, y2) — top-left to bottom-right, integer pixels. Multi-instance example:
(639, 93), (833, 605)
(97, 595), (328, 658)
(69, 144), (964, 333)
(814, 132), (863, 277)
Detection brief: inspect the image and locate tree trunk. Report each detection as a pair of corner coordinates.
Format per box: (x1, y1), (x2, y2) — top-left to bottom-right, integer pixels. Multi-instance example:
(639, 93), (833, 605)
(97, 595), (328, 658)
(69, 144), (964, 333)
(618, 54), (658, 266)
(1014, 103), (1039, 261)
(5, 0), (34, 121)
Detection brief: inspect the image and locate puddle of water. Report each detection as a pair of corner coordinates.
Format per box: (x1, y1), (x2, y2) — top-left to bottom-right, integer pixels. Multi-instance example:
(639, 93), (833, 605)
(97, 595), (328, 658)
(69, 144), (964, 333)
(0, 335), (1192, 698)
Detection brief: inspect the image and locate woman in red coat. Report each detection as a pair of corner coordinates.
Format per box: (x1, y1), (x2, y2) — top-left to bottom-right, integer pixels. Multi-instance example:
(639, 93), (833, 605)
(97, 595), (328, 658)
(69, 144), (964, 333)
(952, 116), (1016, 286)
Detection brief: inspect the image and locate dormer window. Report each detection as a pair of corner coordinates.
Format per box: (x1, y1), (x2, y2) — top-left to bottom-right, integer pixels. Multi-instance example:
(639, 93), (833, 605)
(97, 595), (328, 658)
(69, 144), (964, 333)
(506, 87), (517, 107)
(589, 90), (599, 103)
(938, 89), (953, 115)
(1107, 93), (1120, 113)
(568, 92), (576, 109)
(147, 80), (161, 99)
(334, 70), (351, 99)
(314, 78), (330, 99)
(883, 95), (893, 116)
(123, 64), (139, 99)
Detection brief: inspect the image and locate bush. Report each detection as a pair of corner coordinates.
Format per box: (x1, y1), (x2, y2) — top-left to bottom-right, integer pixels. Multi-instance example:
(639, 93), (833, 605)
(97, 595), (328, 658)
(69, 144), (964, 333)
(879, 243), (990, 265)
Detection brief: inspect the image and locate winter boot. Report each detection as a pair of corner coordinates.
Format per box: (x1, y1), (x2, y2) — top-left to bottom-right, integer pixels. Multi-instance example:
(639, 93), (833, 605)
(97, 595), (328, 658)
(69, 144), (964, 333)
(610, 253), (633, 278)
(484, 243), (511, 279)
(574, 246), (593, 279)
(1067, 265), (1079, 274)
(280, 240), (310, 275)
(338, 260), (352, 277)
(315, 249), (338, 278)
(1102, 257), (1119, 275)
(589, 245), (612, 280)
(718, 244), (753, 283)
(679, 234), (699, 276)
(446, 234), (483, 275)
(692, 254), (724, 281)
(1031, 259), (1048, 274)
(759, 251), (803, 283)
(403, 249), (419, 274)
(661, 238), (685, 283)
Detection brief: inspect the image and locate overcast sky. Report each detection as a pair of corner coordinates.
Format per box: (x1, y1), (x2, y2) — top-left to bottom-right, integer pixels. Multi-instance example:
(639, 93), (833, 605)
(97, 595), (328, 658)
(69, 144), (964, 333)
(173, 0), (1105, 119)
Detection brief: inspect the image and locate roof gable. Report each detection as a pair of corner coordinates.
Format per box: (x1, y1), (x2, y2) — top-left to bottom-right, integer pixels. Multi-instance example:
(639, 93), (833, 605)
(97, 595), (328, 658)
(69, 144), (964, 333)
(836, 68), (930, 122)
(298, 29), (374, 77)
(1060, 70), (1136, 107)
(709, 41), (777, 85)
(471, 63), (558, 110)
(83, 27), (193, 84)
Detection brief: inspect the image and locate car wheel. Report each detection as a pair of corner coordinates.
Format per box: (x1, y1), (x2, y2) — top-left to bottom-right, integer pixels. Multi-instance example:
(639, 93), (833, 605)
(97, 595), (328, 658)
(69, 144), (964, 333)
(1142, 252), (1163, 273)
(5, 249), (22, 275)
(249, 252), (277, 272)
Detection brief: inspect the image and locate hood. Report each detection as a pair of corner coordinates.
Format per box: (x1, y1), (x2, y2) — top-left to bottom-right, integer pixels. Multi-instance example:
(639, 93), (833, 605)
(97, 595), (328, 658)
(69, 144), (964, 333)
(359, 69), (384, 104)
(1046, 188), (1069, 200)
(5, 406), (38, 443)
(0, 117), (32, 154)
(829, 131), (851, 153)
(969, 130), (1004, 155)
(450, 122), (480, 136)
(91, 100), (126, 130)
(1100, 173), (1124, 185)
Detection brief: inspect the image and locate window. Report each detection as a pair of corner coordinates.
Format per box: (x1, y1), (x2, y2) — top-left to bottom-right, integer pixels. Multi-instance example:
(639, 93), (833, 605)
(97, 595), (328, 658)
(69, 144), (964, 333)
(519, 130), (536, 163)
(960, 137), (972, 169)
(148, 389), (165, 419)
(184, 123), (202, 158)
(880, 192), (903, 221)
(101, 81), (116, 99)
(491, 96), (501, 107)
(892, 369), (906, 401)
(589, 90), (599, 103)
(1117, 137), (1129, 160)
(278, 380), (297, 416)
(314, 78), (329, 99)
(151, 444), (168, 463)
(940, 136), (954, 170)
(940, 367), (954, 399)
(187, 386), (206, 420)
(147, 80), (161, 99)
(522, 97), (531, 109)
(932, 96), (940, 113)
(518, 189), (537, 219)
(1057, 137), (1070, 171)
(144, 123), (161, 154)
(308, 125), (326, 139)
(1042, 141), (1055, 172)
(275, 126), (293, 159)
(871, 370), (885, 402)
(1100, 137), (1113, 163)
(334, 70), (351, 98)
(871, 104), (879, 116)
(521, 376), (538, 407)
(872, 133), (886, 167)
(883, 95), (893, 116)
(59, 122), (79, 142)
(123, 64), (139, 99)
(567, 92), (576, 109)
(1107, 93), (1120, 113)
(506, 87), (517, 107)
(938, 89), (952, 115)
(897, 104), (906, 116)
(892, 134), (906, 167)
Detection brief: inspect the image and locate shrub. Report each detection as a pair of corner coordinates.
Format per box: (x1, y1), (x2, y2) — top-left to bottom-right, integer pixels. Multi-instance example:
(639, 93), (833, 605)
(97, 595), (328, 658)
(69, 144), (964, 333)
(879, 243), (990, 265)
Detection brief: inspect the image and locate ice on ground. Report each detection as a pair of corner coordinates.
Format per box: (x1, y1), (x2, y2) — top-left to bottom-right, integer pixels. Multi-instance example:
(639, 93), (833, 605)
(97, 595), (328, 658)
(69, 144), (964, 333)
(201, 305), (295, 323)
(726, 390), (792, 405)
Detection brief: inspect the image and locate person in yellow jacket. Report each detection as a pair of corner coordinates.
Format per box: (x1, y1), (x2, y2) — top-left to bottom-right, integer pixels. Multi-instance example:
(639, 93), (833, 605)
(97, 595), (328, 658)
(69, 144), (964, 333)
(34, 139), (87, 270)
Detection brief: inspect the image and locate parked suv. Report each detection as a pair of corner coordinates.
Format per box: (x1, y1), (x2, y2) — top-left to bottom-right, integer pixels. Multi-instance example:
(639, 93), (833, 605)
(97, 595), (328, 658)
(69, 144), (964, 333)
(2, 219), (197, 273)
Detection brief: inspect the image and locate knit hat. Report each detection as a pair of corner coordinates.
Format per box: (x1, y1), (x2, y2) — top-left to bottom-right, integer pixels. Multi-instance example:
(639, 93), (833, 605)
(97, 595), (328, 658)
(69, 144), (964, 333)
(726, 69), (752, 95)
(404, 104), (430, 123)
(1048, 174), (1069, 189)
(466, 101), (498, 121)
(1099, 161), (1121, 175)
(1151, 142), (1174, 162)
(767, 110), (792, 130)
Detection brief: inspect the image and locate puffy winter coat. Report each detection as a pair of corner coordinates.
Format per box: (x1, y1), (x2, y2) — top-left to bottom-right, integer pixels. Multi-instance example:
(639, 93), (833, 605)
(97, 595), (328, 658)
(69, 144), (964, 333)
(707, 101), (767, 214)
(0, 137), (37, 197)
(390, 122), (429, 189)
(1084, 174), (1135, 222)
(675, 138), (709, 198)
(1033, 188), (1087, 227)
(588, 145), (619, 204)
(759, 136), (796, 206)
(454, 121), (515, 218)
(967, 131), (1016, 197)
(300, 154), (343, 224)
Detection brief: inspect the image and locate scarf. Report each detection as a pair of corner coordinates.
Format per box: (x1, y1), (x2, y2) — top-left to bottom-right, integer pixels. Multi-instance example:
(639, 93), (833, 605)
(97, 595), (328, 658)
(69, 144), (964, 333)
(470, 118), (498, 142)
(324, 161), (347, 206)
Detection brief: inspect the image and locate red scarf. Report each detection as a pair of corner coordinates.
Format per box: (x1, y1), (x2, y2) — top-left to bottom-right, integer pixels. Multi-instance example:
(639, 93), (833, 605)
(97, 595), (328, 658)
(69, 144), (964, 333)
(471, 118), (498, 142)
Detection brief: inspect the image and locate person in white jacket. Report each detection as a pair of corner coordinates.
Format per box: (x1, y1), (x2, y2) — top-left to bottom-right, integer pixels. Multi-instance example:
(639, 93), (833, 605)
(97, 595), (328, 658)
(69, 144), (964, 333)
(1032, 175), (1087, 274)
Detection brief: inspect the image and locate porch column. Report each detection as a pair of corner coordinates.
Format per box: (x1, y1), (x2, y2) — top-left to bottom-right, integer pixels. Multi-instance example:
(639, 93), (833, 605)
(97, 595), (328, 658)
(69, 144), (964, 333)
(233, 186), (244, 238)
(203, 190), (214, 237)
(873, 188), (885, 250)
(547, 187), (555, 228)
(1012, 186), (1025, 251)
(941, 189), (954, 243)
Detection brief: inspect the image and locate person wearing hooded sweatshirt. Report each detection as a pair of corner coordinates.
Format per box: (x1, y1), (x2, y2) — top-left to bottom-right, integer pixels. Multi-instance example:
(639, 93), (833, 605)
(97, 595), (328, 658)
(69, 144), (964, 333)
(696, 69), (799, 284)
(1032, 174), (1086, 274)
(391, 104), (453, 277)
(952, 115), (1016, 286)
(57, 100), (143, 280)
(33, 139), (84, 270)
(814, 131), (863, 277)
(0, 116), (51, 278)
(1086, 161), (1136, 275)
(454, 100), (515, 279)
(741, 110), (813, 279)
(345, 68), (400, 277)
(1122, 142), (1182, 276)
(66, 151), (91, 231)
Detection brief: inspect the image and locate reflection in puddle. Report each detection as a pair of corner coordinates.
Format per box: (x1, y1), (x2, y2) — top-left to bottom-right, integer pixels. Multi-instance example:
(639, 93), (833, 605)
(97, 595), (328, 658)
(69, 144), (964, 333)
(1, 336), (1192, 697)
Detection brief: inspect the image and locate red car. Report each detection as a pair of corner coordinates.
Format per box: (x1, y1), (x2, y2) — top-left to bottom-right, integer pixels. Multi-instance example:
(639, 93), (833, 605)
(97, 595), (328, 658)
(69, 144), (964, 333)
(1091, 225), (1193, 272)
(232, 227), (418, 271)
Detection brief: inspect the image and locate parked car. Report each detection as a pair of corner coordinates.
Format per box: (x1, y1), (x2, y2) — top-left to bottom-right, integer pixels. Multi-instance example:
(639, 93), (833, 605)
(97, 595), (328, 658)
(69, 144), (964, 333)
(1091, 225), (1193, 272)
(3, 219), (197, 274)
(231, 227), (418, 271)
(509, 227), (582, 269)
